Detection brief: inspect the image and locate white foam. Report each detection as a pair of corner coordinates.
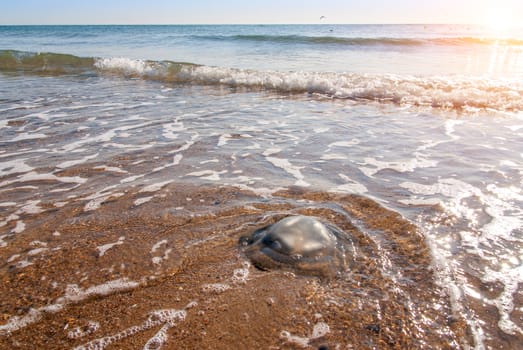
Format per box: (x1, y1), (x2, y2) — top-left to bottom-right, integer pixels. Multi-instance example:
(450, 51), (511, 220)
(12, 221), (26, 234)
(327, 139), (360, 148)
(232, 262), (250, 284)
(186, 170), (227, 181)
(84, 186), (124, 211)
(200, 159), (219, 164)
(0, 159), (34, 176)
(262, 148), (282, 156)
(19, 200), (44, 214)
(140, 180), (173, 193)
(162, 120), (185, 140)
(266, 157), (310, 187)
(27, 248), (49, 256)
(201, 283), (231, 294)
(360, 155), (437, 177)
(0, 278), (137, 335)
(321, 154), (347, 160)
(0, 234), (8, 248)
(406, 177), (523, 343)
(0, 171), (87, 188)
(152, 248), (172, 265)
(74, 302), (194, 350)
(67, 321), (100, 339)
(8, 133), (47, 142)
(120, 174), (145, 184)
(218, 134), (232, 146)
(84, 192), (124, 211)
(58, 123), (154, 153)
(94, 57), (155, 75)
(331, 182), (368, 194)
(57, 153), (100, 169)
(311, 322), (330, 339)
(93, 165), (128, 174)
(0, 213), (19, 228)
(233, 183), (284, 197)
(280, 321), (330, 348)
(134, 196), (153, 206)
(58, 279), (140, 304)
(482, 265), (523, 335)
(7, 254), (21, 263)
(280, 331), (309, 348)
(97, 236), (125, 257)
(153, 154), (183, 172)
(151, 240), (168, 254)
(167, 136), (198, 155)
(14, 259), (33, 269)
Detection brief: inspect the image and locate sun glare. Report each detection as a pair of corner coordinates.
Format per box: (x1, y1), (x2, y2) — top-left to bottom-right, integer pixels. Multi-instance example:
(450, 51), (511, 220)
(485, 6), (515, 36)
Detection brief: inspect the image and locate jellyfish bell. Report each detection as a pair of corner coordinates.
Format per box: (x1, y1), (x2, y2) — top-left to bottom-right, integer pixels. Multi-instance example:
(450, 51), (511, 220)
(240, 215), (350, 278)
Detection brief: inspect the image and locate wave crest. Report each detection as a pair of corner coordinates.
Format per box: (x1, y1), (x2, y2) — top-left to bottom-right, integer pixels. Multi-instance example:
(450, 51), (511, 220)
(1, 50), (522, 113)
(200, 35), (523, 47)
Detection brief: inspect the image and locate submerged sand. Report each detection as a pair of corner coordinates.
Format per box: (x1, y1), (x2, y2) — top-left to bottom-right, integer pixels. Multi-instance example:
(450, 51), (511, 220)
(1, 183), (473, 349)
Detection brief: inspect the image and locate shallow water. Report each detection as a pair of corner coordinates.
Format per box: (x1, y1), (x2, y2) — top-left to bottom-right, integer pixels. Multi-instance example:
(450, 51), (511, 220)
(1, 25), (523, 349)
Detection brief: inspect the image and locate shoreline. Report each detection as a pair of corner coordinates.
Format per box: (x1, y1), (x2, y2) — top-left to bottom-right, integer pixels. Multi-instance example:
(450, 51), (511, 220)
(0, 183), (471, 349)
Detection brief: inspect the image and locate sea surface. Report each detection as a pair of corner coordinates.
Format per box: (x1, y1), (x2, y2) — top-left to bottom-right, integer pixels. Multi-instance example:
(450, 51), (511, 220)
(0, 24), (522, 349)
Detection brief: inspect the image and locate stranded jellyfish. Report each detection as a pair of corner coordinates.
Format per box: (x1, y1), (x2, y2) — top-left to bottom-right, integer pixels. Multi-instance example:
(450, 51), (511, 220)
(239, 215), (351, 278)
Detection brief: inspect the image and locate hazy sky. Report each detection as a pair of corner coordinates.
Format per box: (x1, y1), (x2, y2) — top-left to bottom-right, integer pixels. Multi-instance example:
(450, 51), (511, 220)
(1, 0), (522, 25)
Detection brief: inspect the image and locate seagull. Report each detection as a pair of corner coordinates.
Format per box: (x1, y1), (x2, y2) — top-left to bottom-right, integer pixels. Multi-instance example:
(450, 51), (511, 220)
(320, 16), (326, 20)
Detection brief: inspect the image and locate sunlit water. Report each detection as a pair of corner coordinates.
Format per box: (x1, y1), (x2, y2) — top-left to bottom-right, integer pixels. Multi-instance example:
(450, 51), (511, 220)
(1, 24), (522, 349)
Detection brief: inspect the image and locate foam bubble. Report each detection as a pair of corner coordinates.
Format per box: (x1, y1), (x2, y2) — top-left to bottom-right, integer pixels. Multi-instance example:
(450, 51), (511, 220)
(186, 170), (227, 181)
(327, 139), (360, 148)
(280, 321), (330, 348)
(97, 236), (125, 257)
(153, 154), (184, 173)
(74, 302), (193, 350)
(0, 235), (8, 248)
(67, 321), (100, 339)
(120, 174), (144, 184)
(94, 57), (155, 76)
(266, 156), (310, 187)
(201, 283), (231, 294)
(0, 159), (34, 176)
(8, 133), (47, 142)
(152, 248), (172, 265)
(311, 322), (330, 339)
(360, 155), (437, 177)
(57, 153), (100, 169)
(93, 165), (128, 174)
(140, 180), (174, 193)
(134, 196), (153, 206)
(0, 171), (87, 188)
(27, 247), (49, 256)
(12, 221), (26, 234)
(19, 200), (44, 214)
(331, 174), (368, 194)
(151, 240), (168, 254)
(232, 262), (250, 284)
(84, 187), (124, 211)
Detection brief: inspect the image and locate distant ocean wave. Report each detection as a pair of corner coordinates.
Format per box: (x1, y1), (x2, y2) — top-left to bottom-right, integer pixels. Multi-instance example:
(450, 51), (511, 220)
(197, 34), (523, 47)
(2, 50), (522, 113)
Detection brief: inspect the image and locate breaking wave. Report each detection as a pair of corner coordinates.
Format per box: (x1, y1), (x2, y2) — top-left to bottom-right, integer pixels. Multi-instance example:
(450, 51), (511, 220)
(2, 50), (522, 113)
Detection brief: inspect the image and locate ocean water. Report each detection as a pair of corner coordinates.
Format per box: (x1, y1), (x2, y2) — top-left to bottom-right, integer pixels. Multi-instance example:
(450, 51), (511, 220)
(0, 25), (522, 349)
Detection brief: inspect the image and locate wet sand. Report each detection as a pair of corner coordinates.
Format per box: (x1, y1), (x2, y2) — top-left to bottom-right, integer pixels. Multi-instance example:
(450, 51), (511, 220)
(0, 183), (471, 349)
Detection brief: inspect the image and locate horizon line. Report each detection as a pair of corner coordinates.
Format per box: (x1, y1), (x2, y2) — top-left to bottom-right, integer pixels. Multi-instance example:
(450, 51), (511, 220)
(0, 22), (487, 26)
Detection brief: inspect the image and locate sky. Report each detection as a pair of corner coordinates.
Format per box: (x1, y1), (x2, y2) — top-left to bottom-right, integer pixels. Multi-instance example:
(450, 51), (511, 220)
(1, 0), (522, 26)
